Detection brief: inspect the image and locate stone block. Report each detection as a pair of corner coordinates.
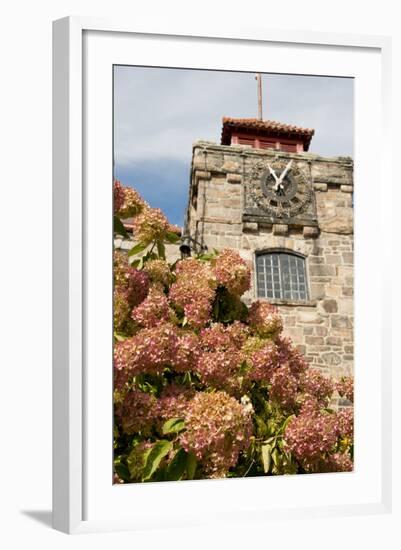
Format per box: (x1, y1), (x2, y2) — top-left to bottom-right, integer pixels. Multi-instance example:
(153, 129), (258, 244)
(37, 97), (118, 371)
(243, 222), (258, 232)
(322, 299), (338, 313)
(326, 336), (342, 346)
(222, 159), (241, 173)
(305, 336), (325, 345)
(226, 173), (242, 184)
(337, 298), (353, 315)
(331, 315), (352, 329)
(309, 264), (336, 277)
(303, 226), (319, 239)
(342, 252), (353, 264)
(297, 310), (321, 324)
(272, 224), (289, 236)
(310, 283), (326, 299)
(313, 183), (328, 191)
(322, 352), (342, 366)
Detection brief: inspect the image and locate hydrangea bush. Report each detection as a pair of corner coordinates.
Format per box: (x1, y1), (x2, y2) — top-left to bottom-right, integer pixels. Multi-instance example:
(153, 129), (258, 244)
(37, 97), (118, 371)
(113, 181), (354, 483)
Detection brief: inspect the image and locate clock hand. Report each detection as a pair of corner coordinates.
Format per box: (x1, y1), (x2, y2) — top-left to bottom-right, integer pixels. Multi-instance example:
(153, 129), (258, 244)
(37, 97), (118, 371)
(277, 160), (293, 186)
(267, 164), (280, 187)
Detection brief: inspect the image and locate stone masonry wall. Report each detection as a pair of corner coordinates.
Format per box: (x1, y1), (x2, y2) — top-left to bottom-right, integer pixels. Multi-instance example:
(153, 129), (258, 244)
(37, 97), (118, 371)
(185, 141), (354, 380)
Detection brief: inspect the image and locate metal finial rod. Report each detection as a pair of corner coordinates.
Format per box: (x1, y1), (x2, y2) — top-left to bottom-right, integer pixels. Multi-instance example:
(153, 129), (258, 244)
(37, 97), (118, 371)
(256, 73), (263, 120)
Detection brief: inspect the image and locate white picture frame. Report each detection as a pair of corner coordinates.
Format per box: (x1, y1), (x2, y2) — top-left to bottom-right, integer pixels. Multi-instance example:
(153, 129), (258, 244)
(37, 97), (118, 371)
(52, 16), (392, 534)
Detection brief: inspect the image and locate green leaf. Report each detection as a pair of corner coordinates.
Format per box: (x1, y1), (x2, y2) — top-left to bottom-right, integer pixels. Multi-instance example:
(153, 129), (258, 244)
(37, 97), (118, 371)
(162, 418), (185, 435)
(114, 216), (129, 238)
(164, 231), (180, 244)
(114, 462), (130, 482)
(166, 448), (188, 481)
(186, 452), (197, 480)
(261, 443), (272, 474)
(280, 414), (295, 434)
(271, 447), (280, 467)
(128, 241), (148, 257)
(114, 332), (128, 342)
(142, 440), (173, 481)
(156, 240), (166, 259)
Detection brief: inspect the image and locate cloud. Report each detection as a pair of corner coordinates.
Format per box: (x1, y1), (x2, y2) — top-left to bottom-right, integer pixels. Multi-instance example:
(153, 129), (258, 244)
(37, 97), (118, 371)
(113, 66), (353, 223)
(114, 66), (353, 166)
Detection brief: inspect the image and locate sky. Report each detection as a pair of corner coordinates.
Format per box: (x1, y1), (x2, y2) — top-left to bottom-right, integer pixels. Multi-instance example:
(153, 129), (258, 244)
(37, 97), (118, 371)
(114, 66), (353, 226)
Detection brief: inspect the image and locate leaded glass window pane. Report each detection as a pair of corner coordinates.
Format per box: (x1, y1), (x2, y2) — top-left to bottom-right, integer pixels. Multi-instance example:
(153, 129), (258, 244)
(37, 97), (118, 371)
(256, 252), (309, 301)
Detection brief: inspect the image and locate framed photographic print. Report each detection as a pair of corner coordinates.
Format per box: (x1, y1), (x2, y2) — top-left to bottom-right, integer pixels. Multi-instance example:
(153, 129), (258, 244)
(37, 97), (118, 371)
(52, 17), (392, 534)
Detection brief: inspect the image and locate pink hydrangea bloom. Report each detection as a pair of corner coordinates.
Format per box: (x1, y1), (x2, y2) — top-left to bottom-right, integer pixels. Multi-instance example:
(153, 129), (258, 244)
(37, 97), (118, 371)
(117, 185), (147, 218)
(269, 364), (299, 408)
(213, 249), (251, 296)
(242, 336), (279, 382)
(200, 322), (249, 352)
(179, 391), (253, 478)
(335, 407), (354, 438)
(114, 323), (178, 375)
(169, 258), (216, 330)
(248, 300), (283, 338)
(196, 350), (245, 395)
(276, 336), (308, 376)
(172, 332), (201, 373)
(114, 251), (149, 307)
(336, 376), (354, 402)
(143, 259), (173, 287)
(115, 388), (156, 435)
(284, 409), (338, 469)
(131, 288), (171, 328)
(300, 368), (334, 406)
(154, 383), (195, 421)
(114, 288), (133, 334)
(113, 180), (126, 214)
(323, 452), (353, 472)
(132, 206), (170, 243)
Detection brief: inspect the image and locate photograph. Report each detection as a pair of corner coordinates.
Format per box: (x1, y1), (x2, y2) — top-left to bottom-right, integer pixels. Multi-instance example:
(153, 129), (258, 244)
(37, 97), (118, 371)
(112, 66), (354, 483)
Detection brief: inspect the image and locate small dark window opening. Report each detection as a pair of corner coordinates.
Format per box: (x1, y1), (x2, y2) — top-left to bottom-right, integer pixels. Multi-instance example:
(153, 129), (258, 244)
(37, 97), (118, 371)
(256, 251), (309, 301)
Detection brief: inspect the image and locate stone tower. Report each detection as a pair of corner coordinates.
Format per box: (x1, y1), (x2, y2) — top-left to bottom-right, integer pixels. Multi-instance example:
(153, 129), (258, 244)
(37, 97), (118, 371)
(184, 117), (354, 380)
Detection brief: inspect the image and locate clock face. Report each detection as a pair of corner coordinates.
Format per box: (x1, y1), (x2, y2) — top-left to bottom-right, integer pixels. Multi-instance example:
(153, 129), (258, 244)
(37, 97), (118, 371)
(249, 158), (313, 219)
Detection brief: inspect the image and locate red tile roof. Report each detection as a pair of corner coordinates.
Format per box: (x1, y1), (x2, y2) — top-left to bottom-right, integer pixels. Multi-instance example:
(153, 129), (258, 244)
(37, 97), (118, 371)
(221, 117), (315, 149)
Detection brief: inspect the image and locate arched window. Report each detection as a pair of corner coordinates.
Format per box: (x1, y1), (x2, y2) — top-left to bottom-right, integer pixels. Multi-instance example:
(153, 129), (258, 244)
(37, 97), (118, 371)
(255, 251), (309, 301)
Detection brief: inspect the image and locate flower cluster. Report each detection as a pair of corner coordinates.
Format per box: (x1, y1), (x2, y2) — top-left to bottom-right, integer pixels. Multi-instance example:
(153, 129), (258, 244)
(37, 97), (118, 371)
(153, 383), (195, 422)
(269, 364), (299, 409)
(300, 368), (334, 407)
(114, 323), (178, 375)
(132, 207), (170, 243)
(115, 388), (156, 435)
(284, 409), (338, 471)
(114, 288), (135, 334)
(113, 182), (354, 482)
(131, 288), (171, 328)
(179, 391), (253, 478)
(335, 407), (354, 439)
(115, 183), (146, 218)
(276, 336), (308, 376)
(196, 350), (245, 395)
(213, 249), (251, 296)
(200, 322), (248, 352)
(323, 452), (353, 473)
(113, 180), (126, 214)
(248, 300), (283, 338)
(336, 376), (354, 402)
(169, 258), (216, 329)
(114, 251), (149, 307)
(242, 337), (279, 382)
(172, 332), (200, 373)
(143, 259), (173, 288)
